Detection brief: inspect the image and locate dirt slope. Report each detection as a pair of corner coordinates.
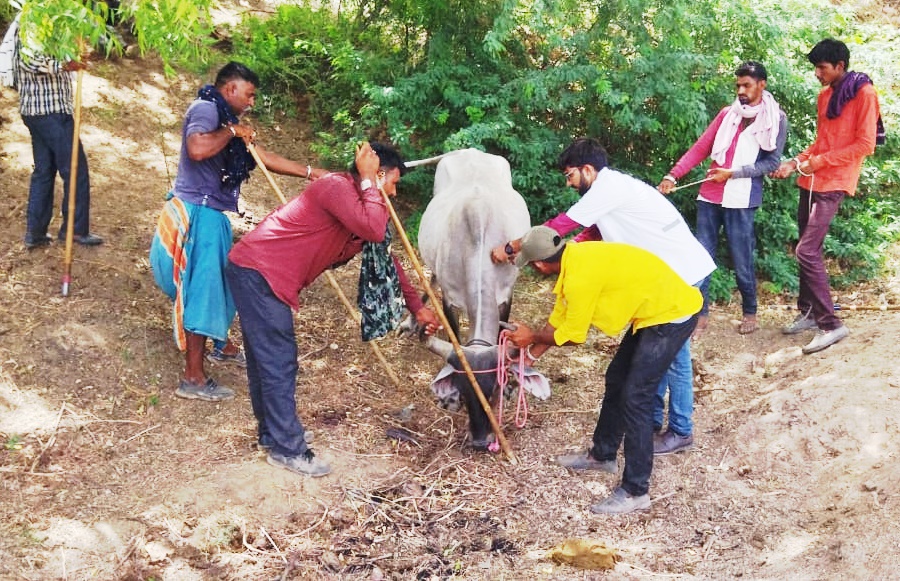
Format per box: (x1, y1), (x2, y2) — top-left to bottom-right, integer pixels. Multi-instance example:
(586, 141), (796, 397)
(1, 55), (899, 581)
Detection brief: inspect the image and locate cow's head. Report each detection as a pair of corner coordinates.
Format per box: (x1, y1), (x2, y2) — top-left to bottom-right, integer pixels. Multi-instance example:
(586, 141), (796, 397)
(425, 335), (499, 450)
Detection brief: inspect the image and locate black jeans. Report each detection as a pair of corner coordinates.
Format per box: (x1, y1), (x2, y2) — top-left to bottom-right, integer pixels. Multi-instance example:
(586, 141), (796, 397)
(591, 315), (698, 497)
(226, 262), (309, 457)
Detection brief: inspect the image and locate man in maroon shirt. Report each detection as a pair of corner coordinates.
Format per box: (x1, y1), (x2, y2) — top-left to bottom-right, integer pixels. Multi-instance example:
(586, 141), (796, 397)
(226, 142), (440, 477)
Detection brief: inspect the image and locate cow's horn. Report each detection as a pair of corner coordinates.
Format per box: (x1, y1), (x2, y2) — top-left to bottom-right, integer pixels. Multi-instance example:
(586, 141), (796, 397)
(404, 151), (459, 168)
(424, 335), (454, 360)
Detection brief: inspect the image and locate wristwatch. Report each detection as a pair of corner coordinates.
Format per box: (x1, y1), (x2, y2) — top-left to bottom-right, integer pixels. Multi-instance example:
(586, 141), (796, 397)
(360, 179), (373, 190)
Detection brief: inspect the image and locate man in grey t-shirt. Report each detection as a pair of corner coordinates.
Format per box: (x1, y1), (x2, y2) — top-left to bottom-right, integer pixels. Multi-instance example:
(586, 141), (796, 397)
(150, 61), (325, 403)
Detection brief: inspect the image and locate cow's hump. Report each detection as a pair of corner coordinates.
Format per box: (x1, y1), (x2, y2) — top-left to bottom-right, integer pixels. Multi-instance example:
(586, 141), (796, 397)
(433, 149), (513, 198)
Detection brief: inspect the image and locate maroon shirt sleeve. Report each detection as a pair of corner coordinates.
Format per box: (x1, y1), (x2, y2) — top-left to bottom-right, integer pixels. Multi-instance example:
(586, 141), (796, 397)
(393, 255), (425, 314)
(319, 182), (389, 243)
(544, 213), (601, 242)
(573, 224), (602, 242)
(543, 212), (581, 236)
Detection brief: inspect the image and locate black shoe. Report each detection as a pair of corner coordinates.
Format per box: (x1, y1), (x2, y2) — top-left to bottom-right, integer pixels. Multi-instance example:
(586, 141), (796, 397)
(24, 233), (52, 249)
(59, 233), (104, 246)
(653, 429), (694, 455)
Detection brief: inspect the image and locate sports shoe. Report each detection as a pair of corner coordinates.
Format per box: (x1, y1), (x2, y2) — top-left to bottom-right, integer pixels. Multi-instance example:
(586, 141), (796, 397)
(556, 450), (617, 473)
(653, 429), (694, 456)
(267, 449), (331, 477)
(175, 377), (235, 401)
(206, 347), (247, 368)
(782, 310), (817, 335)
(589, 487), (651, 515)
(802, 325), (849, 354)
(24, 232), (52, 249)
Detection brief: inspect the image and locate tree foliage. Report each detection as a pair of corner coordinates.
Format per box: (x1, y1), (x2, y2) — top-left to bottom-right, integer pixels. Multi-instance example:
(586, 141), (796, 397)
(7, 0), (213, 74)
(16, 0), (118, 61)
(232, 0), (896, 298)
(5, 0), (898, 300)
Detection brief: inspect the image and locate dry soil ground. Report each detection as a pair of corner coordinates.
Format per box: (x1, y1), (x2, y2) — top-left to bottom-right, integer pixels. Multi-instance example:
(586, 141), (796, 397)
(1, 54), (900, 581)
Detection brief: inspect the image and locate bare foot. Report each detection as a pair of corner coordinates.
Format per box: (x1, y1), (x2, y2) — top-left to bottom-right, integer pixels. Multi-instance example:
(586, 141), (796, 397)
(692, 315), (709, 339)
(738, 314), (758, 335)
(221, 340), (241, 356)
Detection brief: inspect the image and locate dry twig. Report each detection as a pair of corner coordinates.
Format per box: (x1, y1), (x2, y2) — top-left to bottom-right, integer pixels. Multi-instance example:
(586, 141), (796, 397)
(122, 424), (161, 445)
(29, 403), (66, 473)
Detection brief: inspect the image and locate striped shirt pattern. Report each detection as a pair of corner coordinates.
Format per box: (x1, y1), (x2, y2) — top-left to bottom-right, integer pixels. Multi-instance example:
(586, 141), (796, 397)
(15, 33), (73, 117)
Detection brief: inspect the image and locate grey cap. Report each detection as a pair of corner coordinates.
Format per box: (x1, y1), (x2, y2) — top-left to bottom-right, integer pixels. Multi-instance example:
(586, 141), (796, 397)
(515, 226), (566, 267)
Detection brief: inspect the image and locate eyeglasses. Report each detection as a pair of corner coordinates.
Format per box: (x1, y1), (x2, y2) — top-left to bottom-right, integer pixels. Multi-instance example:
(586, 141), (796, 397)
(563, 168), (580, 181)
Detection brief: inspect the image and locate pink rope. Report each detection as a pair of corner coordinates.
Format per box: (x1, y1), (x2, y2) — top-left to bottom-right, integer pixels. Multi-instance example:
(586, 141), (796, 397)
(496, 331), (529, 429)
(488, 331), (529, 454)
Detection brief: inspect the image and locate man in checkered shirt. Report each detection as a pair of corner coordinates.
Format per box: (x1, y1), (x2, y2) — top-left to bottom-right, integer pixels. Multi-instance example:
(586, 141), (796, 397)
(16, 31), (103, 249)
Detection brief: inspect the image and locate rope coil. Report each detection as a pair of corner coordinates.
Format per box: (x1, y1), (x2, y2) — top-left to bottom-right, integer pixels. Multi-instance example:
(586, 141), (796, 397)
(494, 331), (529, 433)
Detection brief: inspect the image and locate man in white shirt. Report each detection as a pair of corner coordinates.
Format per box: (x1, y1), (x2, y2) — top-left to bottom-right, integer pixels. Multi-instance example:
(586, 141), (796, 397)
(493, 138), (714, 459)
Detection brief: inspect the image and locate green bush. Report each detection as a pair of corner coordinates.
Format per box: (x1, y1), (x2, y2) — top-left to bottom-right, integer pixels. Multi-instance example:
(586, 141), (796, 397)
(231, 0), (900, 302)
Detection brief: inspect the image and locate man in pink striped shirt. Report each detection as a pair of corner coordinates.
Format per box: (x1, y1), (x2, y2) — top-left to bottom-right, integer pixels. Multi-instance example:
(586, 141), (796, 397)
(658, 62), (788, 336)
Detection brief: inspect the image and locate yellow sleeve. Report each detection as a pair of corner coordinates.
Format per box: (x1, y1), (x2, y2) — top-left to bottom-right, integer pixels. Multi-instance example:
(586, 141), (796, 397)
(548, 274), (598, 345)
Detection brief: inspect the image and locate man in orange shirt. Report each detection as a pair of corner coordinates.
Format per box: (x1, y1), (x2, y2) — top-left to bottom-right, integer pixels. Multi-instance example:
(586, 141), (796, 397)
(772, 38), (882, 354)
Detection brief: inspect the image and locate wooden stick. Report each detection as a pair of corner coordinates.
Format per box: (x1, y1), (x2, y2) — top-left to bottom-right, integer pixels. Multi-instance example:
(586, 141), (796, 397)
(322, 273), (402, 388)
(374, 179), (517, 464)
(61, 68), (84, 297)
(245, 143), (402, 389)
(122, 423), (161, 444)
(29, 403), (67, 473)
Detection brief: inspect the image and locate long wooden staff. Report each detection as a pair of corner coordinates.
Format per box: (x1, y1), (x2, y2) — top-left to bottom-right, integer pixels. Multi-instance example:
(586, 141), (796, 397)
(61, 67), (84, 297)
(375, 182), (517, 464)
(245, 143), (402, 389)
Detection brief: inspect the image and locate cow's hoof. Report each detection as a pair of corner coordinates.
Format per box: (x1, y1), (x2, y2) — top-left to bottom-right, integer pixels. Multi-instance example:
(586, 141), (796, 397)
(471, 433), (496, 452)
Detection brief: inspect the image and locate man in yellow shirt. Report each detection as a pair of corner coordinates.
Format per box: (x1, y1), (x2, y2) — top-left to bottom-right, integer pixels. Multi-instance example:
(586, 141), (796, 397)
(507, 226), (701, 514)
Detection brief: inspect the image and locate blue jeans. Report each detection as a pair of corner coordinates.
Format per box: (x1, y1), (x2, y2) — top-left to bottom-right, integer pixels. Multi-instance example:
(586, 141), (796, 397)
(226, 262), (309, 457)
(22, 114), (91, 238)
(591, 315), (698, 497)
(696, 201), (757, 316)
(653, 339), (693, 436)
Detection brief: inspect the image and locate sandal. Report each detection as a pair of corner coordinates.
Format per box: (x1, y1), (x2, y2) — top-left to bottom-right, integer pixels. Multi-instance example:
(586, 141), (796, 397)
(738, 315), (758, 335)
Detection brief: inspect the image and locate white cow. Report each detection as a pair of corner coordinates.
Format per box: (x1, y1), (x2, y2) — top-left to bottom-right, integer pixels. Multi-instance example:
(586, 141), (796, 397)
(416, 149), (539, 449)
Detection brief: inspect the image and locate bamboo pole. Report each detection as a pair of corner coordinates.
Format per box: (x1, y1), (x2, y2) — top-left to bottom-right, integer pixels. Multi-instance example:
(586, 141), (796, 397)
(375, 180), (518, 464)
(245, 143), (402, 389)
(61, 67), (84, 297)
